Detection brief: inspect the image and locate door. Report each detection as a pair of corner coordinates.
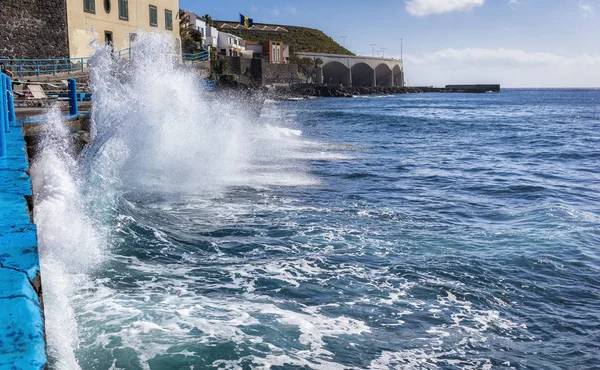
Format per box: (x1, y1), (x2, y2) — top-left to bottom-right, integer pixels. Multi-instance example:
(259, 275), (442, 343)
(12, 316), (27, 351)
(104, 31), (114, 55)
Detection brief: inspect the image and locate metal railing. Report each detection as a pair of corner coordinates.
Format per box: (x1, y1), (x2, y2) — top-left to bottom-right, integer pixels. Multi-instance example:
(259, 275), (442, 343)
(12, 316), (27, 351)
(1, 74), (17, 157)
(1, 57), (90, 78)
(200, 79), (216, 92)
(1, 48), (210, 78)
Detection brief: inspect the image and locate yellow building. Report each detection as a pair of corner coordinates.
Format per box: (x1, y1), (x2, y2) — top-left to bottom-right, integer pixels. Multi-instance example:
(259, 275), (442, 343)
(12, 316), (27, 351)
(66, 0), (180, 58)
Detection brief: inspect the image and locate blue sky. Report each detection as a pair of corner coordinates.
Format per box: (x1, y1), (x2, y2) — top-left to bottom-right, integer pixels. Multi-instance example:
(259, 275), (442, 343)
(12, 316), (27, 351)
(179, 0), (600, 87)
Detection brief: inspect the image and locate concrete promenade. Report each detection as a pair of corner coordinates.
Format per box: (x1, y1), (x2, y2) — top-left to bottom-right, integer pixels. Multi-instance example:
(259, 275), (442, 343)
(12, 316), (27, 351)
(0, 87), (46, 367)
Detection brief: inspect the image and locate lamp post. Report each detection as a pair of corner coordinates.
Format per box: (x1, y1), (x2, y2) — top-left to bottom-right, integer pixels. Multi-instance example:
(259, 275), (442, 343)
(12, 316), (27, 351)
(401, 38), (403, 60)
(341, 36), (348, 48)
(380, 47), (387, 58)
(370, 43), (377, 57)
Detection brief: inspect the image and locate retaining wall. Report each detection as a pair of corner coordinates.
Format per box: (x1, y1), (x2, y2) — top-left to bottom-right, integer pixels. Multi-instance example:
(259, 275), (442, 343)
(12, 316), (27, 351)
(0, 0), (69, 59)
(222, 56), (298, 86)
(0, 76), (46, 368)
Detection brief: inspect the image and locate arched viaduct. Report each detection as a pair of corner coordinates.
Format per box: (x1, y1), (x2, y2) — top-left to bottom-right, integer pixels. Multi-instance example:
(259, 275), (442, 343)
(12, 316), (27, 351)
(296, 52), (404, 87)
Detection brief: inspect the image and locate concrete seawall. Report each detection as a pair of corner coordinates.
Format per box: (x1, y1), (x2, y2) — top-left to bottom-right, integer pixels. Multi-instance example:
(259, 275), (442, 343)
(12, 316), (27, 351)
(0, 124), (47, 368)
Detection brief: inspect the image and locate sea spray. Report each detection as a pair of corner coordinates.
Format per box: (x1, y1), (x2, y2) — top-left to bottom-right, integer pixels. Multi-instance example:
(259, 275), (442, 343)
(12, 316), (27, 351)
(35, 32), (320, 368)
(32, 107), (104, 369)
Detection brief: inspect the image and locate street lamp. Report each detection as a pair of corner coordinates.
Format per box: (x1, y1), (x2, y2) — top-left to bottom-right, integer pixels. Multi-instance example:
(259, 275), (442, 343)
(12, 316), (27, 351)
(370, 43), (377, 57)
(380, 47), (387, 58)
(341, 36), (348, 48)
(401, 38), (403, 60)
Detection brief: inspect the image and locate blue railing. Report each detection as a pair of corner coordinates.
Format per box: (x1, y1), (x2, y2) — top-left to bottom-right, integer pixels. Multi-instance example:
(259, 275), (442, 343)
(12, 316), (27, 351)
(1, 74), (17, 157)
(200, 79), (216, 92)
(1, 47), (210, 78)
(1, 57), (89, 78)
(1, 75), (80, 158)
(182, 49), (210, 63)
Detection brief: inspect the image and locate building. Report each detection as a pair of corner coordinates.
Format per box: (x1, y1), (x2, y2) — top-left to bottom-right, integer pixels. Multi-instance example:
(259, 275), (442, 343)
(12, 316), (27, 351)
(66, 0), (181, 58)
(217, 32), (246, 57)
(245, 41), (290, 64)
(196, 18), (218, 47)
(183, 12), (219, 48)
(244, 41), (262, 58)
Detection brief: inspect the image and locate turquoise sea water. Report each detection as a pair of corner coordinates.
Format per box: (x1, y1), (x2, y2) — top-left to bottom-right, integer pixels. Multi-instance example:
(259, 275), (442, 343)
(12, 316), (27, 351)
(44, 88), (600, 369)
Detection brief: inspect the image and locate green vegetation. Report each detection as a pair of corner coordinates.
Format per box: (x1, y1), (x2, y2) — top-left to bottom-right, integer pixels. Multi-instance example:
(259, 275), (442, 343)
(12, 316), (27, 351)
(179, 10), (203, 54)
(290, 56), (324, 83)
(215, 22), (354, 56)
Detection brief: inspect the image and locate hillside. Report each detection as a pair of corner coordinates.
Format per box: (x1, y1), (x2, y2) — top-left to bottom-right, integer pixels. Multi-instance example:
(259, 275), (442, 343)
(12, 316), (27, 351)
(214, 22), (354, 56)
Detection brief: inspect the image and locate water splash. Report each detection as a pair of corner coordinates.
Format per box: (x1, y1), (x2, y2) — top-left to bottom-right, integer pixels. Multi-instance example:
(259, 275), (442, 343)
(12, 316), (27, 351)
(34, 32), (318, 368)
(85, 33), (317, 195)
(32, 108), (104, 369)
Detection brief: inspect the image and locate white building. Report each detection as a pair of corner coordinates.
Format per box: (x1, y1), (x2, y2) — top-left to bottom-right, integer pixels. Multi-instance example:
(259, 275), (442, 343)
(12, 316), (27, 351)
(195, 18), (218, 47)
(217, 32), (246, 57)
(183, 11), (219, 48)
(182, 10), (252, 57)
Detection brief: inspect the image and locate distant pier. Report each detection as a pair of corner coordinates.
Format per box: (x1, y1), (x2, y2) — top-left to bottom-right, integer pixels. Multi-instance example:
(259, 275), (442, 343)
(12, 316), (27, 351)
(414, 84), (501, 93)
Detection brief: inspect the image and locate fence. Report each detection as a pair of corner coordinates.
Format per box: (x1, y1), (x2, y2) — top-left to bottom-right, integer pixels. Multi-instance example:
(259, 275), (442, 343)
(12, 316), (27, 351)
(200, 79), (216, 92)
(0, 76), (80, 158)
(0, 74), (16, 157)
(1, 48), (210, 78)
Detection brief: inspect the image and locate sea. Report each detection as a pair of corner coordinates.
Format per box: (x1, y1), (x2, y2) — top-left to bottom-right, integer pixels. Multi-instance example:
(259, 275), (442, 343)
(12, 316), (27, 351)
(32, 34), (600, 369)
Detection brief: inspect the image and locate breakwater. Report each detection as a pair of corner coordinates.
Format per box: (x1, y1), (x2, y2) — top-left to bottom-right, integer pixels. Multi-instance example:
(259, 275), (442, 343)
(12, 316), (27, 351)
(0, 75), (47, 369)
(268, 84), (501, 99)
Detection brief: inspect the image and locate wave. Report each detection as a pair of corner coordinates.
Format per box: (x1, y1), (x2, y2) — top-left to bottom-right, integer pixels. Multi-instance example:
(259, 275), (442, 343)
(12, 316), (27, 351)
(33, 33), (346, 368)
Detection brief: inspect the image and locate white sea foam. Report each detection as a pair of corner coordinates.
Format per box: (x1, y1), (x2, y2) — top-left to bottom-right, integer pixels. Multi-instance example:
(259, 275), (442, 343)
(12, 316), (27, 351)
(34, 32), (352, 368)
(32, 32), (525, 370)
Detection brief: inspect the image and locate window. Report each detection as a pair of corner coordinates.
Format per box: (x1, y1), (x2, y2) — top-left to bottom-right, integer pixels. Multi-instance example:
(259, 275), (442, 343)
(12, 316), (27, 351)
(149, 5), (158, 27)
(84, 0), (95, 13)
(165, 9), (173, 30)
(104, 0), (111, 13)
(119, 0), (128, 20)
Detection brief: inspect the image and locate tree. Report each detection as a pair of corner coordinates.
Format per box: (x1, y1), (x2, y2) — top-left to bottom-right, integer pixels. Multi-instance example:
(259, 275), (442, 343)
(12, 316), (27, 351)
(204, 14), (214, 27)
(312, 57), (324, 69)
(212, 57), (228, 77)
(179, 10), (203, 54)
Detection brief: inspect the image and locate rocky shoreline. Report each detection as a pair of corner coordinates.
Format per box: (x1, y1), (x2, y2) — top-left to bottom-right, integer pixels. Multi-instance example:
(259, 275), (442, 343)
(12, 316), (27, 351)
(284, 84), (427, 98)
(263, 83), (500, 100)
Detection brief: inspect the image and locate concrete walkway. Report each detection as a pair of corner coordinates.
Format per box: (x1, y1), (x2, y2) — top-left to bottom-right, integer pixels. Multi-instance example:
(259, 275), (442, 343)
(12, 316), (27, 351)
(0, 125), (46, 369)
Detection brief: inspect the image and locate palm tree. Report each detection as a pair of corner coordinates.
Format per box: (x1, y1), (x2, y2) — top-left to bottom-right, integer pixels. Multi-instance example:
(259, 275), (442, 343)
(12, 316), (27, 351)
(311, 57), (324, 82)
(312, 57), (324, 69)
(204, 14), (214, 27)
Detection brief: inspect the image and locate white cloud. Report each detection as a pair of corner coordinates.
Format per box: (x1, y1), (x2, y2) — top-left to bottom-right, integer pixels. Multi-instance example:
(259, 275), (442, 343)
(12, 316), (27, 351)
(579, 1), (595, 18)
(251, 5), (258, 13)
(270, 5), (297, 16)
(508, 0), (522, 8)
(406, 0), (485, 16)
(406, 48), (600, 68)
(401, 48), (600, 87)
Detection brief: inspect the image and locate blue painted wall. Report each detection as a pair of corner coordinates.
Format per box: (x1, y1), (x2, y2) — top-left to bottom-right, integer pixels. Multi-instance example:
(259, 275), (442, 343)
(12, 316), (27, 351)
(0, 124), (47, 368)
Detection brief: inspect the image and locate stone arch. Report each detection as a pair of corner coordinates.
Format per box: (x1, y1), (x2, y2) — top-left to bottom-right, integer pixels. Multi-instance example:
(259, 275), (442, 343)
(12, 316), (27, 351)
(322, 61), (351, 86)
(351, 63), (375, 87)
(375, 64), (393, 87)
(392, 65), (403, 87)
